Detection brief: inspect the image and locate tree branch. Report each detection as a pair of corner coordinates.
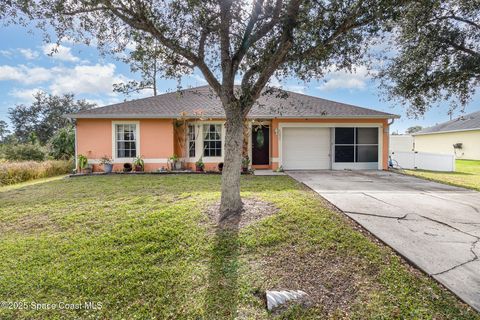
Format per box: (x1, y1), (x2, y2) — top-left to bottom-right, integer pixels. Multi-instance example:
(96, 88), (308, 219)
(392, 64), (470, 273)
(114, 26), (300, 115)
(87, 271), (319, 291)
(243, 0), (302, 113)
(98, 0), (222, 93)
(232, 0), (283, 73)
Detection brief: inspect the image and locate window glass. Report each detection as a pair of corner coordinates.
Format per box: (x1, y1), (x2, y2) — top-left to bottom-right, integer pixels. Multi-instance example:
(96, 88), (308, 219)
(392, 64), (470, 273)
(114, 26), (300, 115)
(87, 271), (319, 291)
(116, 124), (137, 158)
(188, 125), (196, 158)
(356, 128), (378, 144)
(335, 146), (355, 162)
(203, 124), (222, 157)
(334, 127), (378, 163)
(356, 146), (378, 162)
(335, 128), (354, 144)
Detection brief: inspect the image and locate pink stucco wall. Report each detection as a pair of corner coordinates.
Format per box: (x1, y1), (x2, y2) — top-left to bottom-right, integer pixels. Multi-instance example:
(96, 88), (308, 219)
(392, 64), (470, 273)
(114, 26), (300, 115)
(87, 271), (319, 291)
(76, 119), (174, 172)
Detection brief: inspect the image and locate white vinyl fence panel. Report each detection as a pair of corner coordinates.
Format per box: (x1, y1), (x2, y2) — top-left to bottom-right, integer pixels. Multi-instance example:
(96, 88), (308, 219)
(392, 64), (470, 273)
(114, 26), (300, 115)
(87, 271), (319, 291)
(390, 151), (455, 172)
(389, 135), (414, 152)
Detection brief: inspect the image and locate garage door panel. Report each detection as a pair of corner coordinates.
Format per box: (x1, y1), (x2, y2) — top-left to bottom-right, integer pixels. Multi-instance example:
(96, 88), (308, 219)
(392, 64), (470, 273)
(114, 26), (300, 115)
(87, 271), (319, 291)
(282, 127), (330, 170)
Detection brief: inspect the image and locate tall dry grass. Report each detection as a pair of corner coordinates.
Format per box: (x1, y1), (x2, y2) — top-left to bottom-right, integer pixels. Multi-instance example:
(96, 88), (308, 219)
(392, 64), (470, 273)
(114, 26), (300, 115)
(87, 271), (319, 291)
(0, 160), (73, 186)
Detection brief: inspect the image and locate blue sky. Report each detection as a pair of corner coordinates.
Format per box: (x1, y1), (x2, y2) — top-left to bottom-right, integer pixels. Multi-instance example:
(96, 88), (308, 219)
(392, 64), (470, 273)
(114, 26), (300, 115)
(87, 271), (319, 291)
(1, 24), (479, 134)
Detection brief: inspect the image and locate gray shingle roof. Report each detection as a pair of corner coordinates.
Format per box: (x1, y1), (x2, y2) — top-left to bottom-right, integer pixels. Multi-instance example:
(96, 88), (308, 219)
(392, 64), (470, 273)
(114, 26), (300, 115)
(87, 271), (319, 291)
(415, 110), (480, 135)
(67, 85), (398, 119)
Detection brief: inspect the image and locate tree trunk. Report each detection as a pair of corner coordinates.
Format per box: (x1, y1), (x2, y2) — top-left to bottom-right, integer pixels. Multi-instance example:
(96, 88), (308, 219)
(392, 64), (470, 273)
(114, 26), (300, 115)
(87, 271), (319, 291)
(219, 105), (244, 219)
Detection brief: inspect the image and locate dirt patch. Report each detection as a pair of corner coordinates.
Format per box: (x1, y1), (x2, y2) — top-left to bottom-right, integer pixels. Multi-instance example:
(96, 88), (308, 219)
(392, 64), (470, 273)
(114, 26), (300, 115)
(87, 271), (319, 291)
(255, 247), (379, 316)
(0, 213), (62, 234)
(205, 198), (278, 230)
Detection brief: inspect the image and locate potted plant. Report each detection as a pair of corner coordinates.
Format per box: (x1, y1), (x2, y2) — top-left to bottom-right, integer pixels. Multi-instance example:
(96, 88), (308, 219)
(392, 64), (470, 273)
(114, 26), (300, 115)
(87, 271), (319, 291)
(241, 156), (250, 173)
(218, 162), (224, 172)
(123, 163), (133, 172)
(195, 157), (205, 172)
(78, 154), (92, 174)
(100, 156), (113, 173)
(169, 154), (181, 170)
(133, 156), (144, 172)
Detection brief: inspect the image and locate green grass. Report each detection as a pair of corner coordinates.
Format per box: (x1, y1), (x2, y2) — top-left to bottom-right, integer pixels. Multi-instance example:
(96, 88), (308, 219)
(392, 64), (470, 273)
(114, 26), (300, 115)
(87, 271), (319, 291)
(0, 175), (477, 319)
(406, 159), (480, 191)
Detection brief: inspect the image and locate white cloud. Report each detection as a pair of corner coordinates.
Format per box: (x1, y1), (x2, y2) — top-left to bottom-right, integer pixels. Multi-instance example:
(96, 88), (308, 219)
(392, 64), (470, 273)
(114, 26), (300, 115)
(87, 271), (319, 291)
(1, 63), (130, 100)
(42, 44), (80, 62)
(0, 65), (53, 84)
(317, 66), (371, 91)
(49, 63), (128, 95)
(189, 74), (207, 85)
(19, 48), (39, 60)
(9, 88), (45, 103)
(267, 77), (306, 93)
(0, 49), (13, 58)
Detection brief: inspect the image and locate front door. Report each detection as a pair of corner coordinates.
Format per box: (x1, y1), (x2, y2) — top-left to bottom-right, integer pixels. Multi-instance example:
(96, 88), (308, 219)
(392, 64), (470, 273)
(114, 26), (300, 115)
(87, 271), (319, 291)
(252, 125), (270, 165)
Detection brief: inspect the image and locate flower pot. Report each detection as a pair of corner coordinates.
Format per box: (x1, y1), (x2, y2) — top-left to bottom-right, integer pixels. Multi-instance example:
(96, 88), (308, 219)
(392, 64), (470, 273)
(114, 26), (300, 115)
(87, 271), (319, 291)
(135, 165), (144, 172)
(103, 163), (113, 173)
(82, 167), (92, 174)
(242, 167), (249, 173)
(174, 162), (182, 170)
(196, 165), (204, 172)
(123, 163), (132, 172)
(218, 162), (224, 172)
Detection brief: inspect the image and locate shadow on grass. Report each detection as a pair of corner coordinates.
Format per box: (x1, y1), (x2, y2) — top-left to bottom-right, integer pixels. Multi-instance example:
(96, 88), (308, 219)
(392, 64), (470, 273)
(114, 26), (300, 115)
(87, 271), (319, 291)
(204, 213), (241, 319)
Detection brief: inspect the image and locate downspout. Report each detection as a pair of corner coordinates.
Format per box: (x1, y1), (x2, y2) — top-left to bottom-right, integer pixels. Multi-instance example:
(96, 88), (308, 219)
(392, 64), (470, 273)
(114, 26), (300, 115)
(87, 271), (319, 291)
(386, 118), (395, 169)
(73, 120), (78, 172)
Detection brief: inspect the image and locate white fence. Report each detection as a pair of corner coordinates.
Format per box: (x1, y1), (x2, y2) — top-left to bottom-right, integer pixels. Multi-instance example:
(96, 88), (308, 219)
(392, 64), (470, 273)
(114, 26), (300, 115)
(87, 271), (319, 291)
(390, 135), (414, 153)
(390, 151), (456, 172)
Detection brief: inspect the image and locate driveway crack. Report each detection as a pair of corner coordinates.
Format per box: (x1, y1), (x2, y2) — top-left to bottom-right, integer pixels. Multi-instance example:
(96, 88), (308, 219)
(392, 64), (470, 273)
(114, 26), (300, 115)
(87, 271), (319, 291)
(422, 192), (480, 214)
(417, 214), (480, 240)
(344, 211), (408, 220)
(361, 193), (403, 209)
(431, 239), (479, 276)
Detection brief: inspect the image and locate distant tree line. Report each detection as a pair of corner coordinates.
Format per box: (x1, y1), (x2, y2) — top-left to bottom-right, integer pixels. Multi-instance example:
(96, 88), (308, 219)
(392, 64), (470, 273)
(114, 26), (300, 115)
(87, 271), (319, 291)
(0, 92), (95, 161)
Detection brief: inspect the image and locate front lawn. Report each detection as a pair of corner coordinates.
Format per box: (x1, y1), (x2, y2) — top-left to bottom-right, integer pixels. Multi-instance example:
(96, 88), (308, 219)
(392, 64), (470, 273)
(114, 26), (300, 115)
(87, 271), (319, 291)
(0, 175), (477, 319)
(405, 159), (480, 191)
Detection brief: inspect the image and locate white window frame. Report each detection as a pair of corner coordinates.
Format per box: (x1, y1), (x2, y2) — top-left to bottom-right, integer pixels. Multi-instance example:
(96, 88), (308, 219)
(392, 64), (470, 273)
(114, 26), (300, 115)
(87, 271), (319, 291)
(203, 123), (223, 157)
(186, 121), (225, 162)
(187, 124), (196, 158)
(334, 127), (379, 163)
(112, 121), (140, 163)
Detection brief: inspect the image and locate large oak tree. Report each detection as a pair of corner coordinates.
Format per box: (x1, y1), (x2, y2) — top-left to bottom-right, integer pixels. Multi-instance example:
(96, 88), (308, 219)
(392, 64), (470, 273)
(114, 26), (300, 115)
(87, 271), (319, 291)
(6, 0), (404, 218)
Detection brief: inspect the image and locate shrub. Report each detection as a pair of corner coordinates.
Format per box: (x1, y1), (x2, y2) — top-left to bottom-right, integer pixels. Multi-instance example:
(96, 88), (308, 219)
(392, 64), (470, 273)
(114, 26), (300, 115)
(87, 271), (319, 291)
(0, 160), (73, 186)
(2, 143), (47, 161)
(49, 126), (75, 160)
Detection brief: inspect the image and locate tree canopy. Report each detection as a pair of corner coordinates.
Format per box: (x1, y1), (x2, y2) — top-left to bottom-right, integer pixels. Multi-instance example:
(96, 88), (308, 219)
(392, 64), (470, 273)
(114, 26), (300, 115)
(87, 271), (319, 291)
(0, 120), (9, 143)
(379, 0), (480, 116)
(405, 125), (423, 134)
(9, 92), (95, 144)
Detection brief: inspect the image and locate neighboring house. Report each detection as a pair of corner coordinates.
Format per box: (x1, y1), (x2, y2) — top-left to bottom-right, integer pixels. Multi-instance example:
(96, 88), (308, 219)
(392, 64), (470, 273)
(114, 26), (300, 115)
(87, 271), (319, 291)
(66, 86), (399, 172)
(413, 110), (480, 160)
(389, 134), (414, 153)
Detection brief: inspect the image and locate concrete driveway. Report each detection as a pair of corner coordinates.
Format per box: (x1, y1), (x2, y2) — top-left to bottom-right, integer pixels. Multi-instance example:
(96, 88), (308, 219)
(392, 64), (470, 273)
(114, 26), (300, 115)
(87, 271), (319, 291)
(287, 170), (480, 312)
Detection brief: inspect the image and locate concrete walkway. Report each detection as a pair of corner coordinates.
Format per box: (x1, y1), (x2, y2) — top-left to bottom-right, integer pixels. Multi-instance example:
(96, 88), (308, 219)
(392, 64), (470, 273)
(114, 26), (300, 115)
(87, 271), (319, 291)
(287, 170), (480, 312)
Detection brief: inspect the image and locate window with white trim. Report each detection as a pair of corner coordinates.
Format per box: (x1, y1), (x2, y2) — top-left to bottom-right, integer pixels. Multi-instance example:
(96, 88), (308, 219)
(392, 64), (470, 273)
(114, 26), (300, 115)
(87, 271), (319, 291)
(188, 124), (196, 158)
(334, 127), (378, 163)
(115, 123), (137, 158)
(203, 124), (222, 157)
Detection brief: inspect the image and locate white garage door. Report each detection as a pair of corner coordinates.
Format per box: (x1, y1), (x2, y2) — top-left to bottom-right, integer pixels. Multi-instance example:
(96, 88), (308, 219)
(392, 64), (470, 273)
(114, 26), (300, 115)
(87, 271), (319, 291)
(282, 127), (331, 170)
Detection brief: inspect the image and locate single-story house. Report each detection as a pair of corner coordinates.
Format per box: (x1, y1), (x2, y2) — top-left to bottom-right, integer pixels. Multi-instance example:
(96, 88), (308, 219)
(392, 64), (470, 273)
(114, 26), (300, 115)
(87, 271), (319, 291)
(413, 110), (480, 160)
(66, 86), (399, 172)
